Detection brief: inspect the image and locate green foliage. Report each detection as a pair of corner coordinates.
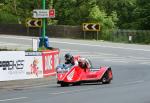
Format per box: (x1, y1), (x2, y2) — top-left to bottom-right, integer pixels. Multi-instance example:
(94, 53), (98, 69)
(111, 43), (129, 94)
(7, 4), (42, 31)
(132, 0), (150, 30)
(0, 11), (18, 23)
(88, 6), (118, 40)
(0, 0), (149, 30)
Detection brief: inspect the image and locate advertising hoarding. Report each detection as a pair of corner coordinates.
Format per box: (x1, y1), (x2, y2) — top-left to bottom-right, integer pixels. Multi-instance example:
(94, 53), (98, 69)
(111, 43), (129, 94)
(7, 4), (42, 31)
(0, 51), (27, 81)
(25, 52), (43, 79)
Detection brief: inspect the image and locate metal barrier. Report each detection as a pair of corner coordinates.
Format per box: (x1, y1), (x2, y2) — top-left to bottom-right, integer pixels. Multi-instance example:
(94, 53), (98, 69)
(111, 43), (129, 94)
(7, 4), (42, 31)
(103, 29), (150, 44)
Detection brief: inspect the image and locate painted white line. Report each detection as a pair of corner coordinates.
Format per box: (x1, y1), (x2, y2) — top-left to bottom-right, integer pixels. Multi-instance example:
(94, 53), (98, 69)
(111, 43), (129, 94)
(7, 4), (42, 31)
(2, 83), (54, 90)
(18, 84), (56, 89)
(48, 88), (94, 95)
(127, 56), (150, 60)
(104, 59), (128, 63)
(1, 78), (56, 89)
(0, 42), (18, 45)
(124, 80), (144, 85)
(1, 35), (150, 52)
(0, 97), (28, 102)
(0, 35), (33, 40)
(60, 49), (79, 52)
(50, 41), (150, 52)
(140, 62), (150, 65)
(0, 42), (31, 47)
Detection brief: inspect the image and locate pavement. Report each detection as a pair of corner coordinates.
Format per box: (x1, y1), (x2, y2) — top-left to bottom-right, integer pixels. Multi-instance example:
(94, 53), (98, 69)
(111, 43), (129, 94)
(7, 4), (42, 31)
(0, 77), (56, 90)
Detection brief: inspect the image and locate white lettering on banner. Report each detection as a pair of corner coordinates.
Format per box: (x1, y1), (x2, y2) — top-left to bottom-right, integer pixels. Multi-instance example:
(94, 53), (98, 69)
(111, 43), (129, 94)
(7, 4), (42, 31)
(45, 56), (52, 70)
(54, 54), (59, 69)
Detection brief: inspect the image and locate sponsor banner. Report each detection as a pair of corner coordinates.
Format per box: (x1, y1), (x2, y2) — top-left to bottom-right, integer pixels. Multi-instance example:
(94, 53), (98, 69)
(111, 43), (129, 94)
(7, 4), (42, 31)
(42, 50), (59, 77)
(0, 51), (27, 81)
(0, 50), (60, 81)
(25, 52), (43, 79)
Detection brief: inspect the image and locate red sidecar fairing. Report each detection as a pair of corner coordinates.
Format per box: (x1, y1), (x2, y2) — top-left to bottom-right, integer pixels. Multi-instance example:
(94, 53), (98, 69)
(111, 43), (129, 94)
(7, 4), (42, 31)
(57, 65), (113, 86)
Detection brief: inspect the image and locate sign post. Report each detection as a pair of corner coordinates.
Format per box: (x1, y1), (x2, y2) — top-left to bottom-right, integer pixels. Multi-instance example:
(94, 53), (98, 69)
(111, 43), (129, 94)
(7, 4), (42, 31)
(33, 0), (55, 48)
(42, 0), (46, 47)
(83, 23), (100, 40)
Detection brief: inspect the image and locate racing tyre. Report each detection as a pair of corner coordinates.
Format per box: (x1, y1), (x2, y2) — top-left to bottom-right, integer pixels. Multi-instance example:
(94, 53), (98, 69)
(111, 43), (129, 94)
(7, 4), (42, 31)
(101, 69), (112, 84)
(60, 82), (69, 87)
(72, 82), (81, 86)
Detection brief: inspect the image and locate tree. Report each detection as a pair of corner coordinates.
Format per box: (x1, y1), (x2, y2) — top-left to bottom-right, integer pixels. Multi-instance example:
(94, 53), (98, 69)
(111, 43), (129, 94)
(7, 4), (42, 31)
(88, 5), (118, 40)
(132, 0), (150, 30)
(0, 0), (18, 24)
(97, 0), (136, 29)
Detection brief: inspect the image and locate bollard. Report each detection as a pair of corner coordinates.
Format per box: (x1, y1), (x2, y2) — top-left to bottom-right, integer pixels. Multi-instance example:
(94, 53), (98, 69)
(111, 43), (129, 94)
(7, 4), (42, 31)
(39, 36), (50, 48)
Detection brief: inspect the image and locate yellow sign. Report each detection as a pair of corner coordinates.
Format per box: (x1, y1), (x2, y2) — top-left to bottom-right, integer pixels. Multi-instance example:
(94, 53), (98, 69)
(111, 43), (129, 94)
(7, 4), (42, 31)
(26, 18), (42, 27)
(83, 23), (100, 31)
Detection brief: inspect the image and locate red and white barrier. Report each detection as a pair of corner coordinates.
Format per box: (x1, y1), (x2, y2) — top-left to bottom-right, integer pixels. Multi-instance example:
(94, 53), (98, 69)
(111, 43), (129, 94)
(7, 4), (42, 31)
(42, 50), (59, 77)
(0, 50), (59, 81)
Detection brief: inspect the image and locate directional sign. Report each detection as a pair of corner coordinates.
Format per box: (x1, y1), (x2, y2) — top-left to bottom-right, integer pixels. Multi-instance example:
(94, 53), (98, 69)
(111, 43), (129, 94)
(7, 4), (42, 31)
(26, 19), (42, 27)
(49, 9), (55, 18)
(33, 9), (49, 18)
(33, 9), (55, 18)
(83, 23), (100, 31)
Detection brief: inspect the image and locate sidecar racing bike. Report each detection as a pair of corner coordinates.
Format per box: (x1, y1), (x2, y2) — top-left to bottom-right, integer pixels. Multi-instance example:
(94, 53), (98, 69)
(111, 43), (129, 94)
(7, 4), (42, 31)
(56, 60), (113, 87)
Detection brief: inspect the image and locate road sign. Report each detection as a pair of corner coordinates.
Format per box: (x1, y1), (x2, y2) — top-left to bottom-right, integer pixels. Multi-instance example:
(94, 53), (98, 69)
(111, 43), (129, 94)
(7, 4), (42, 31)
(33, 9), (55, 18)
(33, 9), (49, 18)
(49, 9), (55, 18)
(26, 19), (42, 27)
(83, 23), (100, 31)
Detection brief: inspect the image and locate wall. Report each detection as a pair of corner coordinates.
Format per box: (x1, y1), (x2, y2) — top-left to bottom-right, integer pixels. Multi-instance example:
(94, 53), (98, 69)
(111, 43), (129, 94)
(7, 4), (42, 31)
(0, 24), (84, 39)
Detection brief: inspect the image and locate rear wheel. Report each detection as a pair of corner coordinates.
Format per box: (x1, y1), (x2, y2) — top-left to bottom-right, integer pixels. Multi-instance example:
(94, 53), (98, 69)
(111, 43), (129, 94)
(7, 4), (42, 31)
(101, 69), (112, 84)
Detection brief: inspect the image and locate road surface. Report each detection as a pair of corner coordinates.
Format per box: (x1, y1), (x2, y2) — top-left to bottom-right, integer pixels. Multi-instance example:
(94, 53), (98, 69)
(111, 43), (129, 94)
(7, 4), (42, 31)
(0, 35), (150, 103)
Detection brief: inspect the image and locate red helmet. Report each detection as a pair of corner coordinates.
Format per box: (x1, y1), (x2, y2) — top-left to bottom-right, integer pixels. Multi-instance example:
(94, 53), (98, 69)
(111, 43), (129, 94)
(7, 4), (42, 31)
(78, 58), (86, 68)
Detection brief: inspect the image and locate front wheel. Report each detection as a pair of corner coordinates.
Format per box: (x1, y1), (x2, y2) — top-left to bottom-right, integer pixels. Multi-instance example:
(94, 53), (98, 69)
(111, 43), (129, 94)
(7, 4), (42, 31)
(60, 82), (69, 87)
(101, 76), (111, 84)
(72, 82), (81, 86)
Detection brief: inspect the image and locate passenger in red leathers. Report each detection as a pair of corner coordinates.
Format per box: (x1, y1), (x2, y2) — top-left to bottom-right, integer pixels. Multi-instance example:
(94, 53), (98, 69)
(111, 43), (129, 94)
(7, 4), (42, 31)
(78, 58), (91, 69)
(64, 53), (91, 70)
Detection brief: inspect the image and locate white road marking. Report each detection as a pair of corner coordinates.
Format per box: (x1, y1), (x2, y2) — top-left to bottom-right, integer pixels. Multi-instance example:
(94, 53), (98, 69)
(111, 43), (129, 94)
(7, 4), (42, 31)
(123, 80), (144, 85)
(62, 49), (150, 64)
(0, 35), (150, 52)
(2, 83), (56, 90)
(0, 42), (30, 47)
(0, 35), (33, 40)
(18, 84), (56, 89)
(60, 49), (79, 52)
(104, 59), (129, 63)
(0, 42), (19, 46)
(0, 97), (28, 102)
(140, 62), (150, 65)
(50, 41), (150, 52)
(48, 88), (94, 95)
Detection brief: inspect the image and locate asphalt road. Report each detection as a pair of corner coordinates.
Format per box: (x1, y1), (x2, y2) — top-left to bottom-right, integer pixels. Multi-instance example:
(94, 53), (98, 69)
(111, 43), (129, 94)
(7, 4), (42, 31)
(0, 35), (150, 103)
